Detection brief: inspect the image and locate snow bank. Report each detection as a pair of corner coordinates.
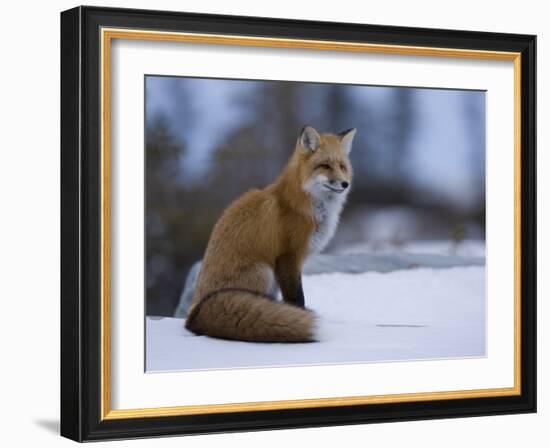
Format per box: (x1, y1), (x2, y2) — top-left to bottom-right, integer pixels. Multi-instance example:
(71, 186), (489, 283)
(336, 239), (485, 258)
(147, 266), (485, 372)
(174, 250), (484, 318)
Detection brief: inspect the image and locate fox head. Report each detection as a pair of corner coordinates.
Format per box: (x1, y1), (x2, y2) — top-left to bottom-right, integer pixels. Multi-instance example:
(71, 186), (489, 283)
(295, 125), (356, 201)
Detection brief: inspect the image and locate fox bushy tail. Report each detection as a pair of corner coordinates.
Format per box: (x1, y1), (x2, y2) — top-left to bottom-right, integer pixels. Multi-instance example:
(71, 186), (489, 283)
(185, 289), (316, 342)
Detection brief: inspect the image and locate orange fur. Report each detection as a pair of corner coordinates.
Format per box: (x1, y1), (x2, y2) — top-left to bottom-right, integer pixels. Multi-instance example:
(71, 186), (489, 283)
(185, 126), (355, 342)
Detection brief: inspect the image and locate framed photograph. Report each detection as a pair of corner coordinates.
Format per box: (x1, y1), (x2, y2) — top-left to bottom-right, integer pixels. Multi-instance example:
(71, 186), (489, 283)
(60, 5), (536, 441)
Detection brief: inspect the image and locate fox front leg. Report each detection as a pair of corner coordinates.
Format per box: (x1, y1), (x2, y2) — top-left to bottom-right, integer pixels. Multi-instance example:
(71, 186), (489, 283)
(275, 254), (305, 308)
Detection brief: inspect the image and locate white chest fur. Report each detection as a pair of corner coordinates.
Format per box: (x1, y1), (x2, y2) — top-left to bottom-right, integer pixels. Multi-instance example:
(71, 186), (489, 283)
(308, 194), (346, 254)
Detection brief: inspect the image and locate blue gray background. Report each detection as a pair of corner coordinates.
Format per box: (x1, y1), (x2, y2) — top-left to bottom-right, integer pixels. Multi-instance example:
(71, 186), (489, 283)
(145, 76), (486, 316)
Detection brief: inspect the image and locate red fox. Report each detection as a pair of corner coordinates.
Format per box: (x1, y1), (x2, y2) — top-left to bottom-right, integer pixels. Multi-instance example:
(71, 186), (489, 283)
(185, 125), (356, 342)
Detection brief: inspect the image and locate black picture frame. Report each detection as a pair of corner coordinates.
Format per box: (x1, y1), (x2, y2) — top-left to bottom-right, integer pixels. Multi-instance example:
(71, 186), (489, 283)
(61, 5), (536, 442)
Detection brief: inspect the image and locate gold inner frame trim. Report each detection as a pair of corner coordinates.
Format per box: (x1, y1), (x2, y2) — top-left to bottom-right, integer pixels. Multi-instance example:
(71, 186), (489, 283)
(100, 27), (522, 421)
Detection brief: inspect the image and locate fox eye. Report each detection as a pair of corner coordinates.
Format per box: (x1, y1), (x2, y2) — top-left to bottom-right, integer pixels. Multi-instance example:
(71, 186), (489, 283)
(317, 163), (331, 170)
(340, 163), (347, 172)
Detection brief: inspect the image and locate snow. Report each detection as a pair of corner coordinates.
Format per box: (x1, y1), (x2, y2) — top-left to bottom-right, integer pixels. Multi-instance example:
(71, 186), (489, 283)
(147, 266), (486, 372)
(173, 252), (484, 318)
(303, 252), (484, 275)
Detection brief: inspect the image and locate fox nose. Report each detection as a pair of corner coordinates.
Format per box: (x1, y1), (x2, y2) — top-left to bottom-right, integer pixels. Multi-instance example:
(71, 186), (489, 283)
(341, 181), (349, 189)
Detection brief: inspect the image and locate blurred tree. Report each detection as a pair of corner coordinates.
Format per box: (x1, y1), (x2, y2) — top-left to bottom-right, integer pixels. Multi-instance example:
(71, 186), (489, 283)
(207, 125), (273, 206)
(323, 84), (352, 132)
(347, 87), (416, 206)
(252, 81), (304, 176)
(145, 117), (220, 316)
(203, 80), (307, 197)
(451, 224), (466, 255)
(463, 93), (486, 227)
(389, 88), (415, 185)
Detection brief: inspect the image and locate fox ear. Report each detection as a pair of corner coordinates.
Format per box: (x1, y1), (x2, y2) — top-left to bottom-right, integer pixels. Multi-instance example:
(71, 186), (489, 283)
(338, 128), (357, 154)
(299, 125), (321, 153)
